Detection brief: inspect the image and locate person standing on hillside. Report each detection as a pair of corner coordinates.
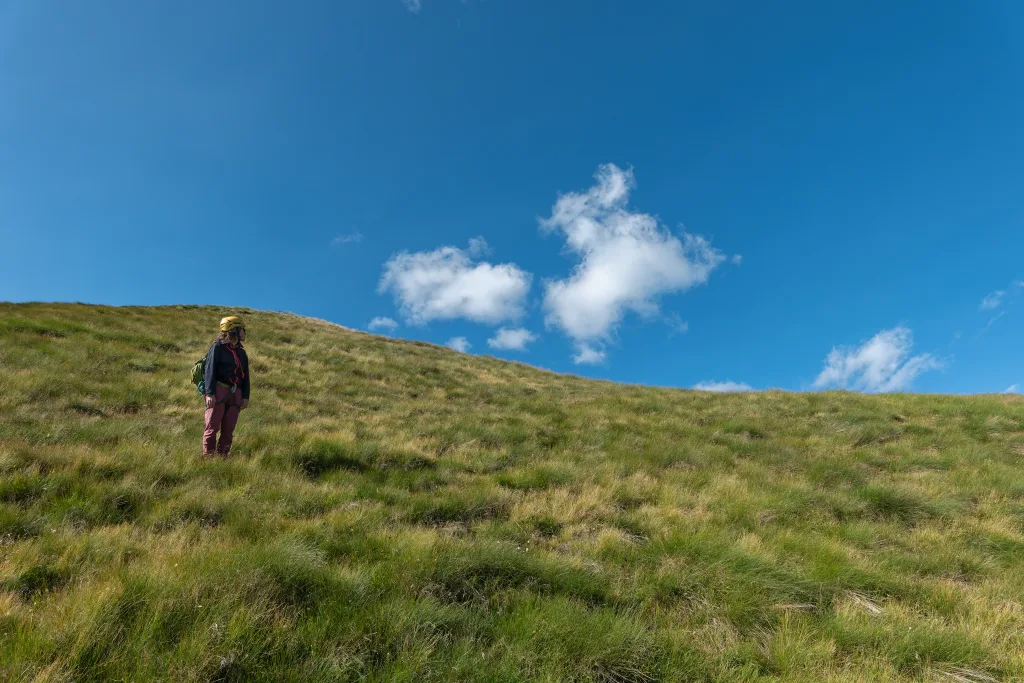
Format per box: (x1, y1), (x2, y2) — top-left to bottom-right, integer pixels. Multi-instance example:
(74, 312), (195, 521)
(202, 316), (251, 457)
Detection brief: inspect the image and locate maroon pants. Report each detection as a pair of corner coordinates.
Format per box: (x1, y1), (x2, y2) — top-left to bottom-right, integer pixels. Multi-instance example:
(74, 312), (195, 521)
(203, 384), (244, 455)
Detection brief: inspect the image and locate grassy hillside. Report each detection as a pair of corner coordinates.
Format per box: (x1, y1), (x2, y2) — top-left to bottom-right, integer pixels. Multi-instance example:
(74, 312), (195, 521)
(1, 303), (1023, 682)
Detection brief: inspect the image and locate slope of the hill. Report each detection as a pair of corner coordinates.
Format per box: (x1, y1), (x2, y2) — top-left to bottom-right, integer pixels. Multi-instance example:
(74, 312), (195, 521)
(1, 303), (1023, 682)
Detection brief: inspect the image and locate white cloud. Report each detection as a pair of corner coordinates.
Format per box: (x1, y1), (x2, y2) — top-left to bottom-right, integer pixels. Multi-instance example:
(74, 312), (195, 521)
(980, 291), (1005, 311)
(402, 0), (422, 13)
(694, 380), (753, 392)
(541, 164), (725, 353)
(446, 337), (471, 353)
(813, 327), (941, 393)
(731, 254), (743, 265)
(487, 327), (537, 351)
(1004, 385), (1020, 394)
(572, 344), (606, 365)
(332, 232), (364, 247)
(368, 316), (399, 332)
(379, 240), (532, 325)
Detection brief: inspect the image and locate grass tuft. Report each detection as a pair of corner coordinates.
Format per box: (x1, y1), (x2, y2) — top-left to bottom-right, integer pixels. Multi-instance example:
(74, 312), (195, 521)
(4, 564), (68, 600)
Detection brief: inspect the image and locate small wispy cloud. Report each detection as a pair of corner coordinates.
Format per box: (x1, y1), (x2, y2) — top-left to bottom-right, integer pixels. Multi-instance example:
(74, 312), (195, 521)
(368, 316), (399, 333)
(666, 313), (689, 336)
(694, 380), (753, 392)
(977, 311), (1006, 340)
(813, 326), (941, 393)
(980, 290), (1005, 311)
(332, 232), (364, 247)
(402, 0), (422, 12)
(468, 237), (492, 258)
(573, 344), (606, 365)
(446, 337), (471, 353)
(975, 280), (1024, 337)
(731, 254), (743, 265)
(1004, 385), (1020, 394)
(487, 327), (537, 351)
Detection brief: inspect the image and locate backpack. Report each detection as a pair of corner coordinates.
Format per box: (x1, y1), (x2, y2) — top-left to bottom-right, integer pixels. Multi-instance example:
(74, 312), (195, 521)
(191, 355), (207, 395)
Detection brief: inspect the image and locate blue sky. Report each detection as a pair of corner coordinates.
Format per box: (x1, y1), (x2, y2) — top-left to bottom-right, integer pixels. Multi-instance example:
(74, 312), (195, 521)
(1, 0), (1022, 394)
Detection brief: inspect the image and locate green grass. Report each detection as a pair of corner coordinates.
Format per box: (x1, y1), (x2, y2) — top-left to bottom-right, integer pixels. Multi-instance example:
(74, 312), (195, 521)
(1, 302), (1023, 681)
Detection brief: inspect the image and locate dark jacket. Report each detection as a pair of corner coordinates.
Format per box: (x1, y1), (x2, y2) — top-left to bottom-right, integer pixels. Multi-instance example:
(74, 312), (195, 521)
(203, 340), (250, 399)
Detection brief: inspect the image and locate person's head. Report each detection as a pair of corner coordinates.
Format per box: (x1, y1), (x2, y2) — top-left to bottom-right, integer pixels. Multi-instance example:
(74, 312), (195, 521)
(217, 316), (247, 346)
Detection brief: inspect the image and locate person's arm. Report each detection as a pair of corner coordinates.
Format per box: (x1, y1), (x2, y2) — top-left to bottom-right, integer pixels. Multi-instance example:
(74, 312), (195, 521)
(203, 344), (218, 396)
(240, 349), (251, 403)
